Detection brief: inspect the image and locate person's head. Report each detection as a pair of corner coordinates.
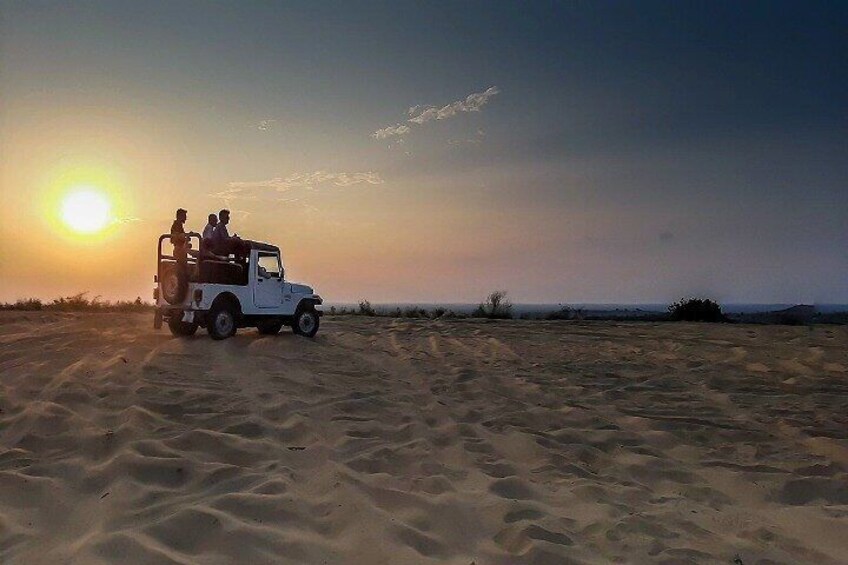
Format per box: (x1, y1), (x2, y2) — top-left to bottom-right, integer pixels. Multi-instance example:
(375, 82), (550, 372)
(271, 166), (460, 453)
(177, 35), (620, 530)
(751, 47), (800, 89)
(208, 213), (218, 226)
(175, 208), (187, 223)
(219, 209), (230, 225)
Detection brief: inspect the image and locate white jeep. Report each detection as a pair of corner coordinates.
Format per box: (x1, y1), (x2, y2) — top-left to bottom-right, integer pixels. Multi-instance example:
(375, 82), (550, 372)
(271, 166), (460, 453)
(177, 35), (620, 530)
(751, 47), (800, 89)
(153, 234), (322, 339)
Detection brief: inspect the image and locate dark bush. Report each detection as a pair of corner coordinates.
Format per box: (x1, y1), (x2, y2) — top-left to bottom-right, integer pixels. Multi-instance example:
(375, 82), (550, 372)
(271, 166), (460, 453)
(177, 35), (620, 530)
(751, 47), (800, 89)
(402, 306), (429, 318)
(357, 300), (377, 316)
(472, 290), (513, 319)
(9, 298), (43, 311)
(545, 304), (582, 320)
(669, 298), (726, 322)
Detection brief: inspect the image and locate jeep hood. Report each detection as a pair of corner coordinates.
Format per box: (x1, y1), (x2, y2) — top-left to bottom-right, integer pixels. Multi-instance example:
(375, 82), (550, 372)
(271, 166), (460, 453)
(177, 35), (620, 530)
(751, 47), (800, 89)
(288, 282), (314, 295)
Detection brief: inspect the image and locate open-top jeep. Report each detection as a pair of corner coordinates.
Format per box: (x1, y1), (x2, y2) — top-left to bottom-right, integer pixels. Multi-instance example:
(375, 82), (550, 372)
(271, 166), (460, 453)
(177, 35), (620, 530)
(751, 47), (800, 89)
(153, 234), (322, 339)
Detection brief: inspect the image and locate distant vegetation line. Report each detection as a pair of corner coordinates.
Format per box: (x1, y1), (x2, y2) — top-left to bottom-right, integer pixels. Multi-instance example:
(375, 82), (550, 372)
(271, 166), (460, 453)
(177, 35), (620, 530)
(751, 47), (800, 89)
(0, 292), (151, 313)
(331, 293), (846, 325)
(2, 291), (845, 324)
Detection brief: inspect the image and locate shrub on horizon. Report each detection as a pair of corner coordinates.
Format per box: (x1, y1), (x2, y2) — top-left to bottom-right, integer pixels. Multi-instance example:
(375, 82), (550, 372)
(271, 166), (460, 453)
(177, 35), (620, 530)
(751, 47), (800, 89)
(402, 306), (429, 318)
(16, 298), (43, 311)
(668, 298), (726, 322)
(546, 304), (577, 321)
(0, 298), (43, 311)
(357, 300), (377, 316)
(472, 290), (513, 319)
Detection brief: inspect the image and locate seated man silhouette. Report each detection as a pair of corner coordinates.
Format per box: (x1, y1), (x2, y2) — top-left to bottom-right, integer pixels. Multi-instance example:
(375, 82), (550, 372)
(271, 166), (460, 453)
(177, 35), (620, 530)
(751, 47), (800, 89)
(200, 213), (226, 260)
(210, 209), (249, 260)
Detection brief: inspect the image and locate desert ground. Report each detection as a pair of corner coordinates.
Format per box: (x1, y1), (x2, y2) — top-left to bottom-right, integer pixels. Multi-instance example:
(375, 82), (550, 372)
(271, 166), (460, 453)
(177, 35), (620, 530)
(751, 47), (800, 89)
(0, 312), (846, 564)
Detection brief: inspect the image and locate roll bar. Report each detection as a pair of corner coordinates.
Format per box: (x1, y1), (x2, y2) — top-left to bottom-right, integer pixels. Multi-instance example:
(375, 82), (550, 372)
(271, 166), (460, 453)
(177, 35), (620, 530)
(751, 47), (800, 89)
(157, 233), (201, 264)
(156, 233), (247, 286)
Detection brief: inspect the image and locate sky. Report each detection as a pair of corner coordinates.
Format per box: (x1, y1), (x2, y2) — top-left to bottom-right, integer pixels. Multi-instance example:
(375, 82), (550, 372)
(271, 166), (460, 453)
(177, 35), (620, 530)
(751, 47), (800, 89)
(1, 0), (846, 304)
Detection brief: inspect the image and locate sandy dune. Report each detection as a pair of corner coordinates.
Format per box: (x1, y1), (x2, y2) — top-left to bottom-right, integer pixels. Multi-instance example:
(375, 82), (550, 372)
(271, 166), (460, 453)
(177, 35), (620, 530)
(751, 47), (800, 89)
(0, 312), (846, 564)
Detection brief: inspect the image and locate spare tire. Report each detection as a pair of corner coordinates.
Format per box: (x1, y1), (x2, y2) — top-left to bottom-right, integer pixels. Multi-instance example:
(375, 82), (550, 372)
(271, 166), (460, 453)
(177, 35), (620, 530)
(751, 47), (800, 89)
(160, 262), (188, 305)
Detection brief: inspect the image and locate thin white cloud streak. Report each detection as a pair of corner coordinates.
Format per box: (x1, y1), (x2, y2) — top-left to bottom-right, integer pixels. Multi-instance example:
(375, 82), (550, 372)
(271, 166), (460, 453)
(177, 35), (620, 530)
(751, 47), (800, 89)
(372, 86), (500, 139)
(212, 171), (384, 201)
(407, 86), (500, 124)
(372, 124), (411, 140)
(447, 138), (481, 147)
(231, 171), (384, 190)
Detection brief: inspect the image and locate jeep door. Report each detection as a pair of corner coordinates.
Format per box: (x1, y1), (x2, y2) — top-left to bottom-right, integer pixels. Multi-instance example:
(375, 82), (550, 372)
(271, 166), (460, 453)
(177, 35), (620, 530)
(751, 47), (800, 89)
(254, 252), (283, 308)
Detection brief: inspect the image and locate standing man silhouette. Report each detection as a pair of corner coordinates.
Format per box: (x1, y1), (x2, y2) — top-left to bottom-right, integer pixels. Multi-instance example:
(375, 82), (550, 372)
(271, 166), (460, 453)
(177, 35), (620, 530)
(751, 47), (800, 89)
(170, 208), (199, 282)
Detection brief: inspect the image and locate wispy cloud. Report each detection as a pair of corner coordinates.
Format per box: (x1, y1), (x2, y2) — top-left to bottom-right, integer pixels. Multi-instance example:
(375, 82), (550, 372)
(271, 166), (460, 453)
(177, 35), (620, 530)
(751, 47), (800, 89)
(447, 138), (481, 147)
(407, 86), (500, 125)
(372, 86), (500, 139)
(372, 124), (411, 140)
(257, 119), (276, 131)
(213, 171), (384, 201)
(230, 171), (383, 191)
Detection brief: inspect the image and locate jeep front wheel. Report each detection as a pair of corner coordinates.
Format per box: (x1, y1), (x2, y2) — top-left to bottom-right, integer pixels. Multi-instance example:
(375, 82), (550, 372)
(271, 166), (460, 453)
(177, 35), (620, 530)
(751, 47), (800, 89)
(207, 302), (238, 340)
(292, 308), (319, 338)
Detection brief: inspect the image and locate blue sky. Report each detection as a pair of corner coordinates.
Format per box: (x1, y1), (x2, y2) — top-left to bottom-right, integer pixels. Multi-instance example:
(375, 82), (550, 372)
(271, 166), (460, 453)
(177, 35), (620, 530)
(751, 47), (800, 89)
(1, 1), (846, 303)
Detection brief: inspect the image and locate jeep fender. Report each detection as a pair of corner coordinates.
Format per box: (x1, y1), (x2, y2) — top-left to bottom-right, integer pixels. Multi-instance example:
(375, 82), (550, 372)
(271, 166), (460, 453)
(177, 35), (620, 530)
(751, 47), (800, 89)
(295, 297), (321, 315)
(209, 292), (242, 323)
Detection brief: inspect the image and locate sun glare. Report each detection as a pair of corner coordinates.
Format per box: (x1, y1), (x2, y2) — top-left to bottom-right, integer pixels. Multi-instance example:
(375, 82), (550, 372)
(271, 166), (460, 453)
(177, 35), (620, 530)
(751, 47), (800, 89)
(61, 189), (112, 234)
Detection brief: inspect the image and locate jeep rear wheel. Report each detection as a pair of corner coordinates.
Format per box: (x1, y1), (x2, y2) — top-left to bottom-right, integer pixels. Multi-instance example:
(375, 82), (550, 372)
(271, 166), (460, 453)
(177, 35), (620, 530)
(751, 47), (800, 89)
(292, 308), (319, 337)
(168, 316), (198, 337)
(207, 302), (238, 340)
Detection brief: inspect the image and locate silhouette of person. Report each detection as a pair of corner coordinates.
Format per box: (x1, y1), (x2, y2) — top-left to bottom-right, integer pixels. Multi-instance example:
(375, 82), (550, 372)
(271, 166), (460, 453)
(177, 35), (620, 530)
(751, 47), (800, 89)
(211, 209), (249, 259)
(170, 208), (199, 283)
(200, 213), (218, 259)
(170, 209), (199, 262)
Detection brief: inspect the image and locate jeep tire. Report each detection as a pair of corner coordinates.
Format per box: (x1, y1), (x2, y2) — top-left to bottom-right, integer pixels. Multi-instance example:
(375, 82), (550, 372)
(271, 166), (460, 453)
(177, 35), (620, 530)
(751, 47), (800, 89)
(208, 301), (238, 340)
(168, 316), (198, 337)
(161, 262), (188, 305)
(292, 307), (319, 338)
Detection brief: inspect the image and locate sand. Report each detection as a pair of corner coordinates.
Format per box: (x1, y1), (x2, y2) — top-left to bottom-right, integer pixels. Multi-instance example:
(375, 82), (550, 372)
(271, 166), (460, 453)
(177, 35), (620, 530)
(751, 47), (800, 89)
(0, 312), (846, 564)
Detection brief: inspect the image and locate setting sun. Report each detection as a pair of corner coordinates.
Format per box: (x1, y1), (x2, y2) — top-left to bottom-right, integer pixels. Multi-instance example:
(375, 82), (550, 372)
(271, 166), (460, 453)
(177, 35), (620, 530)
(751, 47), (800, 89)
(60, 189), (112, 234)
